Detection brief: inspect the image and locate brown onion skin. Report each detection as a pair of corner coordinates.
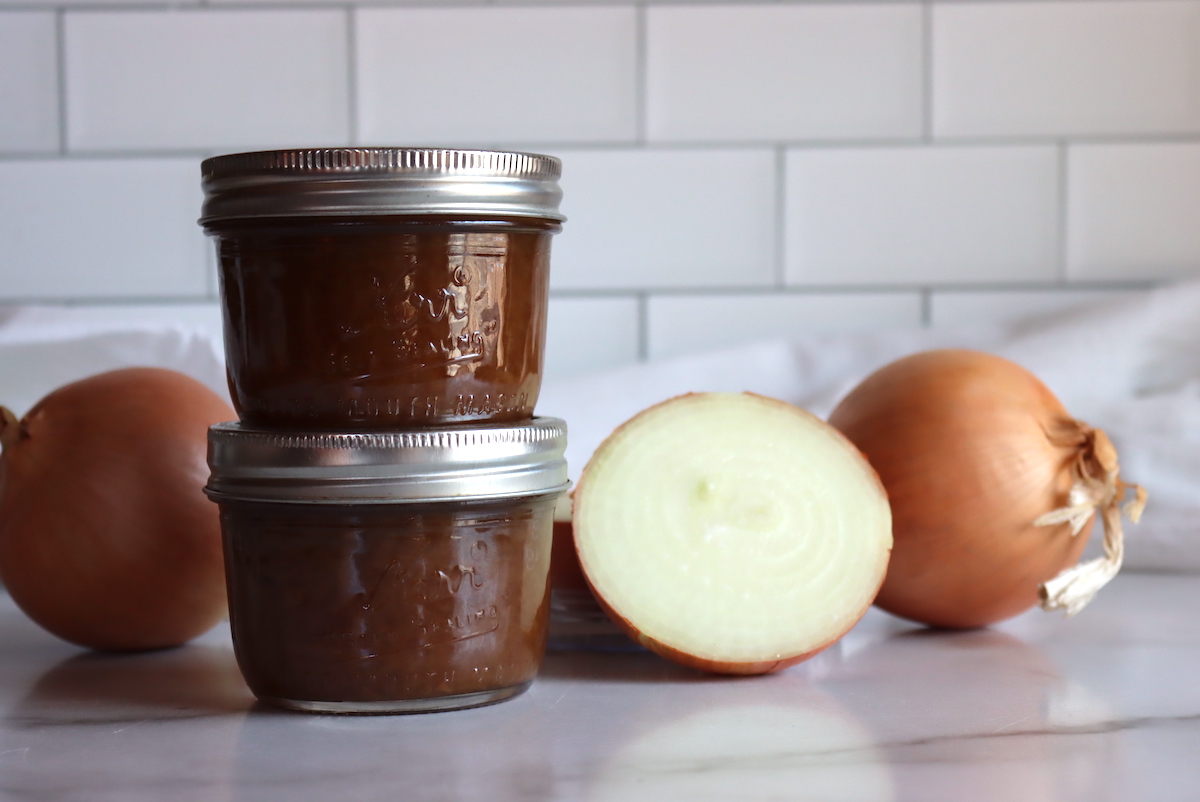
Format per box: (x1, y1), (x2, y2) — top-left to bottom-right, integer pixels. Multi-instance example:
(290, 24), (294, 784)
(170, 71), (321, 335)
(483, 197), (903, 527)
(828, 350), (1090, 629)
(586, 574), (878, 674)
(0, 368), (235, 651)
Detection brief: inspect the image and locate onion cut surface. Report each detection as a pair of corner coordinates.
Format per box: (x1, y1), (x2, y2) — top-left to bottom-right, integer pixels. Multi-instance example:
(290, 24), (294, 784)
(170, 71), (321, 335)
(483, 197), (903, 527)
(573, 393), (892, 674)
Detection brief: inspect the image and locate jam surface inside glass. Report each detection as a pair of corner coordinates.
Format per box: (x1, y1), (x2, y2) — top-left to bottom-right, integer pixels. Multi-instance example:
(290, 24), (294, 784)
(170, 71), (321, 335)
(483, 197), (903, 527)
(219, 497), (555, 705)
(214, 217), (556, 429)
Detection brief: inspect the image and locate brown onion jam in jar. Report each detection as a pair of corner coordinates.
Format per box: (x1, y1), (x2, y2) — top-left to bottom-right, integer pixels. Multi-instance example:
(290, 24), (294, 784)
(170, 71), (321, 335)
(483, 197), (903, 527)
(205, 418), (568, 714)
(199, 149), (564, 430)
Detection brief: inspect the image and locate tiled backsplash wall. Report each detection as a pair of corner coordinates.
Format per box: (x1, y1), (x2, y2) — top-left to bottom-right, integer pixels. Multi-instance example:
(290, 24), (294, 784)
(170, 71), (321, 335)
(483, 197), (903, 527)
(2, 1), (1199, 380)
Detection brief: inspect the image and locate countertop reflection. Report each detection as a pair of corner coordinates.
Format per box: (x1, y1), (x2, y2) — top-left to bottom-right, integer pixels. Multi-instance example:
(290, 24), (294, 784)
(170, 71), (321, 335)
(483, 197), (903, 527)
(2, 574), (1199, 801)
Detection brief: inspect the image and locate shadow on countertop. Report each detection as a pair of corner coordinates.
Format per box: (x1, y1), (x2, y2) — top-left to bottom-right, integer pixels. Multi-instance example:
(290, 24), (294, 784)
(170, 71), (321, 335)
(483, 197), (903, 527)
(7, 642), (254, 727)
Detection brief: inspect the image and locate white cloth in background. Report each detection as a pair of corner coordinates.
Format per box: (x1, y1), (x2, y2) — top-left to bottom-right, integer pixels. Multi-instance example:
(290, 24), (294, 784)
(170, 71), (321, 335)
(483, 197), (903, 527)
(0, 306), (228, 417)
(2, 284), (1199, 571)
(538, 282), (1200, 572)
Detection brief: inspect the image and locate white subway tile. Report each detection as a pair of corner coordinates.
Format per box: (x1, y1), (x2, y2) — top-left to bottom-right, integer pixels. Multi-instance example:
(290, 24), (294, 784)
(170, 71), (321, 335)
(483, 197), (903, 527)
(355, 7), (636, 145)
(933, 1), (1200, 138)
(930, 288), (1148, 328)
(0, 0), (180, 6)
(646, 4), (923, 142)
(210, 0), (342, 6)
(0, 159), (208, 300)
(544, 296), (640, 380)
(65, 10), (349, 151)
(0, 13), (58, 153)
(647, 291), (921, 361)
(1067, 143), (1200, 281)
(785, 145), (1060, 286)
(551, 148), (776, 291)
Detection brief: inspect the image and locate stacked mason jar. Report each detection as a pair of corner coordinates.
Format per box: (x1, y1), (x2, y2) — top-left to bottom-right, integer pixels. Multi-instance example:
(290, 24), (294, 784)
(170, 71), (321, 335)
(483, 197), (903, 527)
(198, 149), (569, 714)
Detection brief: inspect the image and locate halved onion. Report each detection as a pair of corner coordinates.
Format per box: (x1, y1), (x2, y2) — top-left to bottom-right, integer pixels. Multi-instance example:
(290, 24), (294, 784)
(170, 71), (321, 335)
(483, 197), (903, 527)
(573, 392), (892, 674)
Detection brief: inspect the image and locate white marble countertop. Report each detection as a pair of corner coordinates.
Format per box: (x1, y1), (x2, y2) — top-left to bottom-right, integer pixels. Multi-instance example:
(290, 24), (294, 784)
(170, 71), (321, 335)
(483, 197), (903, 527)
(1, 572), (1198, 801)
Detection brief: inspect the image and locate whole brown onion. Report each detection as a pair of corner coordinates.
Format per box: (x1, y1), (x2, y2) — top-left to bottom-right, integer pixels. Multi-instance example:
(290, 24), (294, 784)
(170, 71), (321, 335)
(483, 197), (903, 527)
(0, 368), (235, 651)
(829, 349), (1142, 629)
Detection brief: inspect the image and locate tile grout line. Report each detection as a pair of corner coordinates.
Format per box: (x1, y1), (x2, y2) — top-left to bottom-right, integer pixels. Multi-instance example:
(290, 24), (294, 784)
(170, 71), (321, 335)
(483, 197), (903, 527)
(55, 8), (68, 155)
(6, 135), (1199, 164)
(921, 0), (933, 143)
(774, 144), (787, 289)
(346, 6), (358, 145)
(547, 279), (1156, 299)
(1057, 140), (1069, 283)
(636, 291), (649, 361)
(12, 281), (1153, 309)
(634, 1), (647, 145)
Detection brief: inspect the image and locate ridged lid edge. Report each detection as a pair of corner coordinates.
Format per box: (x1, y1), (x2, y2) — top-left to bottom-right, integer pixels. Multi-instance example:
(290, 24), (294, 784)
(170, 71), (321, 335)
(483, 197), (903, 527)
(209, 420), (566, 453)
(201, 148), (561, 181)
(205, 417), (569, 504)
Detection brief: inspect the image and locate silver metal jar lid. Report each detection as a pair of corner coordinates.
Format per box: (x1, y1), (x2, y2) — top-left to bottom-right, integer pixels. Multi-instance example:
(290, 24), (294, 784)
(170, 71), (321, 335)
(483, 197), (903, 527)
(199, 147), (564, 225)
(205, 418), (568, 505)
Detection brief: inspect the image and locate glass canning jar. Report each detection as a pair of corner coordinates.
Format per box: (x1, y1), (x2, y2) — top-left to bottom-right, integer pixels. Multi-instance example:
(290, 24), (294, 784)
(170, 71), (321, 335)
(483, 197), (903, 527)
(204, 417), (568, 714)
(199, 148), (564, 430)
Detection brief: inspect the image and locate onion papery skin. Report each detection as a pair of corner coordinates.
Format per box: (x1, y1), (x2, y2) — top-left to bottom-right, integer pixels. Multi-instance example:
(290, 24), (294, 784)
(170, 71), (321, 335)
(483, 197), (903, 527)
(587, 575), (872, 675)
(0, 368), (235, 651)
(828, 350), (1091, 629)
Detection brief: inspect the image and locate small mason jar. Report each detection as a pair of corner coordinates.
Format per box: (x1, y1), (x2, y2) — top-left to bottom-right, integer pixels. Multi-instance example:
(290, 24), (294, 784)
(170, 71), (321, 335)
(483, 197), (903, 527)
(199, 148), (564, 430)
(204, 417), (568, 714)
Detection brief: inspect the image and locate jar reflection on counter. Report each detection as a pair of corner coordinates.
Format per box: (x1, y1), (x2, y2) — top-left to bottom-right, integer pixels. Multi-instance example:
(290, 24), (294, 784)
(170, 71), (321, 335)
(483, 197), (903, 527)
(211, 216), (556, 429)
(219, 497), (555, 711)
